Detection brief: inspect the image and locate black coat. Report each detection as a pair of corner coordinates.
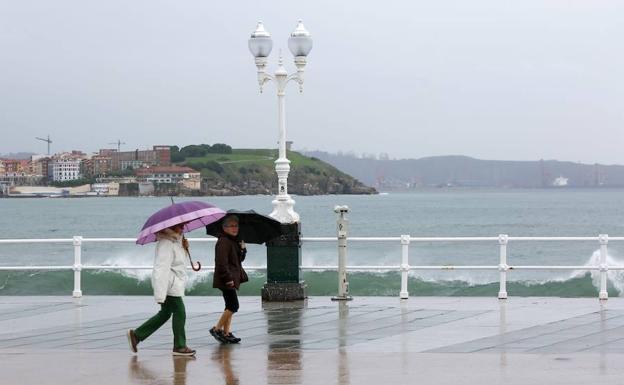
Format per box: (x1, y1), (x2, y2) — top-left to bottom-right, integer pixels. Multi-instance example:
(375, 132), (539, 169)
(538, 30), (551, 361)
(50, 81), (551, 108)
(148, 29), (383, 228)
(212, 234), (248, 290)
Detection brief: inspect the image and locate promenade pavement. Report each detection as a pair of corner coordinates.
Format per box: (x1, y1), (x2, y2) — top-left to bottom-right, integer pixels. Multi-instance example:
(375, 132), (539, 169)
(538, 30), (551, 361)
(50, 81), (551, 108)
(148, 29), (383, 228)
(2, 296), (624, 384)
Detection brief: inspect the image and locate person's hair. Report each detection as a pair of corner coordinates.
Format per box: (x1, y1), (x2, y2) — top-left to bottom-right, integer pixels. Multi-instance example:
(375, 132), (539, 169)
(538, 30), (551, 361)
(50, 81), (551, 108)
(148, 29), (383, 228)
(156, 224), (183, 238)
(155, 223), (185, 237)
(222, 215), (239, 229)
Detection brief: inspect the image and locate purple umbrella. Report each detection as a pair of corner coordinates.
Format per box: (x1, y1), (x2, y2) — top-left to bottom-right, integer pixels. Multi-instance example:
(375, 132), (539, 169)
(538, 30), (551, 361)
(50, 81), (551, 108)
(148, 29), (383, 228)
(137, 201), (226, 245)
(137, 201), (226, 271)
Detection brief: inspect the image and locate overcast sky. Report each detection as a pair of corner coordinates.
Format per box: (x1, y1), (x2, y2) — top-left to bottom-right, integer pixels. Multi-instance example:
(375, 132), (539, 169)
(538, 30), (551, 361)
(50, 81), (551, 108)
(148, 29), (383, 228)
(0, 1), (622, 164)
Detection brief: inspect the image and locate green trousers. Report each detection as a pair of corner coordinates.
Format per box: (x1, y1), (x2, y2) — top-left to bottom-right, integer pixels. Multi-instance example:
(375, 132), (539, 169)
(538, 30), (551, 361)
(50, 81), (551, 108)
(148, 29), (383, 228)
(135, 296), (186, 349)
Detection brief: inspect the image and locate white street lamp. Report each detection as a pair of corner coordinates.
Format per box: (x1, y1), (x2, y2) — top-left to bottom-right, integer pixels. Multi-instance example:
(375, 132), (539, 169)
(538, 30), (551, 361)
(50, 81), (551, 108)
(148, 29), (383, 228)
(249, 20), (313, 224)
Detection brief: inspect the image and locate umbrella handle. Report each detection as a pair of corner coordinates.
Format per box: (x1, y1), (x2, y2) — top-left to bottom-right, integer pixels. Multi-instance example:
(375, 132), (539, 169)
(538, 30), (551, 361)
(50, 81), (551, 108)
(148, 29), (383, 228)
(187, 253), (201, 272)
(183, 243), (201, 272)
(181, 235), (200, 271)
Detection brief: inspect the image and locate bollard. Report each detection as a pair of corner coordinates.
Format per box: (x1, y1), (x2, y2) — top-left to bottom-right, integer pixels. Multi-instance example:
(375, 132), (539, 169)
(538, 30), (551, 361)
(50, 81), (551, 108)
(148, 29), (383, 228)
(72, 236), (83, 298)
(400, 235), (410, 299)
(332, 205), (352, 301)
(498, 234), (508, 299)
(599, 234), (609, 300)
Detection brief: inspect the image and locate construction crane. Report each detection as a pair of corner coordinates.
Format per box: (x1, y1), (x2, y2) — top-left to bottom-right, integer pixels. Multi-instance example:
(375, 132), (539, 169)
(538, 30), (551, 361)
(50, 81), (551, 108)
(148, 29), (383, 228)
(35, 135), (52, 155)
(108, 139), (126, 152)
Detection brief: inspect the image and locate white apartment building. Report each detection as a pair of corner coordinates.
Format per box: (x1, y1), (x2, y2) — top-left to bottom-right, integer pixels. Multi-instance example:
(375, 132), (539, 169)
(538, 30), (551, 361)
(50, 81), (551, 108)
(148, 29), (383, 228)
(51, 156), (82, 181)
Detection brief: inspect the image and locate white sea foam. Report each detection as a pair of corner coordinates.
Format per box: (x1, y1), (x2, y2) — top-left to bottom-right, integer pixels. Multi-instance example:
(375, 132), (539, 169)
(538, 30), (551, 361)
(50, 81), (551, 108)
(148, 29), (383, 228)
(88, 247), (624, 294)
(97, 253), (211, 288)
(403, 249), (624, 290)
(571, 249), (624, 294)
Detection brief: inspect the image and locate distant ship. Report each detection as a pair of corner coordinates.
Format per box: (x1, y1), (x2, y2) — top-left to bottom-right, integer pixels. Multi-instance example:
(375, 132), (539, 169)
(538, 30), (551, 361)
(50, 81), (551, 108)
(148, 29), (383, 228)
(552, 176), (569, 187)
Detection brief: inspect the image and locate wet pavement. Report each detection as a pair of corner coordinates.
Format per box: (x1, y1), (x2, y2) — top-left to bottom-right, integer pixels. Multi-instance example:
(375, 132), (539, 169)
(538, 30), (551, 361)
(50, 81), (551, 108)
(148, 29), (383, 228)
(2, 296), (624, 384)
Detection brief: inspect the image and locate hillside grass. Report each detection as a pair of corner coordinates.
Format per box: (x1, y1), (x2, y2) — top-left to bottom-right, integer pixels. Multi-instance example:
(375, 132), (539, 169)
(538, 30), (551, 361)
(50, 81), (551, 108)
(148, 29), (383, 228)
(186, 149), (335, 170)
(178, 148), (375, 195)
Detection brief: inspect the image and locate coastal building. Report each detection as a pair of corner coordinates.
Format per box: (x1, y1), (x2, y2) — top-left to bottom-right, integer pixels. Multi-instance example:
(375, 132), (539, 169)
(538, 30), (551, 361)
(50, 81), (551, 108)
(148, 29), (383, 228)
(98, 149), (116, 156)
(29, 155), (50, 177)
(120, 159), (144, 170)
(2, 159), (16, 174)
(51, 153), (84, 182)
(1, 159), (29, 175)
(138, 181), (155, 196)
(91, 182), (119, 196)
(153, 145), (171, 166)
(93, 155), (112, 176)
(33, 157), (53, 179)
(95, 176), (137, 184)
(135, 166), (201, 190)
(0, 157), (44, 186)
(108, 182), (120, 195)
(0, 174), (43, 187)
(109, 146), (171, 172)
(82, 155), (112, 178)
(180, 176), (201, 191)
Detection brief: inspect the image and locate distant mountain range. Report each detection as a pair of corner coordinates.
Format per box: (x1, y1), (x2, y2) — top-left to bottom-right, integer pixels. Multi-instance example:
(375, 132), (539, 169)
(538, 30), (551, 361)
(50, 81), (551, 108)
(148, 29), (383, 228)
(304, 152), (622, 189)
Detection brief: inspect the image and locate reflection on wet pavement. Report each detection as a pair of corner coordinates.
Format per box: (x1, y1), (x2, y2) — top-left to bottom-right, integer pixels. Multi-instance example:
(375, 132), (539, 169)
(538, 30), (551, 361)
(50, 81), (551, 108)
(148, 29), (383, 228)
(265, 301), (304, 384)
(4, 296), (624, 384)
(212, 345), (239, 385)
(129, 355), (196, 385)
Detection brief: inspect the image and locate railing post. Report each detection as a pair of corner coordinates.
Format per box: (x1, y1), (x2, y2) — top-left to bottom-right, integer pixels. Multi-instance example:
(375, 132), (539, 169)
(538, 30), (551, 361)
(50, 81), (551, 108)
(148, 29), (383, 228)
(332, 206), (352, 301)
(72, 236), (83, 298)
(400, 235), (410, 299)
(599, 234), (609, 300)
(498, 234), (509, 299)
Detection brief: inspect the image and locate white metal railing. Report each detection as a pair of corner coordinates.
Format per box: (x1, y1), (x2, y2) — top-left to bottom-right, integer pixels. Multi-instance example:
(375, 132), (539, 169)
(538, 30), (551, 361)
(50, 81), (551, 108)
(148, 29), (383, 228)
(1, 233), (622, 300)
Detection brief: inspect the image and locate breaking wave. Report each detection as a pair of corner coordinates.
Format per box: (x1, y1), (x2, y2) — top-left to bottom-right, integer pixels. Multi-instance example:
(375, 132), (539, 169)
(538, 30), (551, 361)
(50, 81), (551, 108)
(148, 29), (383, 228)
(2, 249), (623, 297)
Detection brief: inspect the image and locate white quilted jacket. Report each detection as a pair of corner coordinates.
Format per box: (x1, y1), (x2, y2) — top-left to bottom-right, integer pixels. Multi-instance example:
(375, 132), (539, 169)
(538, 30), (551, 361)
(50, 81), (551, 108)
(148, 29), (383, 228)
(151, 230), (188, 303)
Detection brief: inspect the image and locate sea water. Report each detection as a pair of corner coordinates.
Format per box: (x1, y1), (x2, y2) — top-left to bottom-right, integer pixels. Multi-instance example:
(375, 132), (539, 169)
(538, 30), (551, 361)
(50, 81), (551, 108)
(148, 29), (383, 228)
(1, 189), (623, 296)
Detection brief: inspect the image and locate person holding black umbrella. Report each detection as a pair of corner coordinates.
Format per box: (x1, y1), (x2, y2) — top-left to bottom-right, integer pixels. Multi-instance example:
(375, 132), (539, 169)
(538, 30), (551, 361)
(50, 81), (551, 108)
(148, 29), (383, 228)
(207, 210), (282, 344)
(210, 215), (248, 344)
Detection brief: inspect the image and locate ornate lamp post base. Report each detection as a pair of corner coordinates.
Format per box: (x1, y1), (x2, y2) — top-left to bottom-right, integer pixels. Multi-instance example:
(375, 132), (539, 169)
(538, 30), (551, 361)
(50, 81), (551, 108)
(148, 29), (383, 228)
(262, 222), (307, 301)
(269, 195), (300, 223)
(261, 282), (307, 301)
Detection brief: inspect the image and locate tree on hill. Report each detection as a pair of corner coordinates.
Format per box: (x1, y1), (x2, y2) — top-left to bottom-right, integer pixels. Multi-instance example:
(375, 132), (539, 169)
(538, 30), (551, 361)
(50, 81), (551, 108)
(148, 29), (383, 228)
(170, 143), (232, 162)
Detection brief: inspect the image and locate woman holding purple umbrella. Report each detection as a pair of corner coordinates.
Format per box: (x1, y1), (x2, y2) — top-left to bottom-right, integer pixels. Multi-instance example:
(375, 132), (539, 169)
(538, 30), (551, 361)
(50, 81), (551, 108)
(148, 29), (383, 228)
(127, 200), (226, 356)
(127, 223), (195, 356)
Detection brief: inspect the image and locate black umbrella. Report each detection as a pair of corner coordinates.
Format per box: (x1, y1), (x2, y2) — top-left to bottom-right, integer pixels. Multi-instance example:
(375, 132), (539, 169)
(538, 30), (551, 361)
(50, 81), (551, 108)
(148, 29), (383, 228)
(205, 209), (282, 244)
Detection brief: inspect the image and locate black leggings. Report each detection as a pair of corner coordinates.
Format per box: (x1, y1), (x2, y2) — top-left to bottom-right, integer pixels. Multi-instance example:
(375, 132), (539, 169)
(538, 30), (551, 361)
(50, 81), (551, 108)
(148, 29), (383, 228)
(220, 288), (239, 313)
